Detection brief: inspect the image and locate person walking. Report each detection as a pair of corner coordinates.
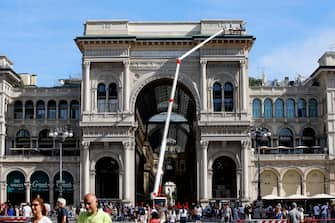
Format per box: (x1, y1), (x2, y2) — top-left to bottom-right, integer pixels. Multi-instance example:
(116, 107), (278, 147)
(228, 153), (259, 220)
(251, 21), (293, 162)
(57, 198), (69, 223)
(30, 197), (52, 223)
(288, 202), (301, 223)
(76, 193), (112, 223)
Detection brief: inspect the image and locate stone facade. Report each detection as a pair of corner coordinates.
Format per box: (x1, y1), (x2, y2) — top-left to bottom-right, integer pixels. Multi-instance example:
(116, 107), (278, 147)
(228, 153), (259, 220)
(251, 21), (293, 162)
(0, 20), (334, 207)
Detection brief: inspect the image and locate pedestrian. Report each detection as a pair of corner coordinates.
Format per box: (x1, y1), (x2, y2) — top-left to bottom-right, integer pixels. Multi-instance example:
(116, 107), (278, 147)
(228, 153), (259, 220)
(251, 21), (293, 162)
(76, 193), (112, 223)
(288, 202), (301, 223)
(30, 197), (52, 223)
(56, 198), (69, 223)
(23, 202), (32, 217)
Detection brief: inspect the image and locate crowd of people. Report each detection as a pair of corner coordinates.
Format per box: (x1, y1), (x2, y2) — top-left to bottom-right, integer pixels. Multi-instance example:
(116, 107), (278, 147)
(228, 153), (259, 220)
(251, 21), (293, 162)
(0, 196), (335, 223)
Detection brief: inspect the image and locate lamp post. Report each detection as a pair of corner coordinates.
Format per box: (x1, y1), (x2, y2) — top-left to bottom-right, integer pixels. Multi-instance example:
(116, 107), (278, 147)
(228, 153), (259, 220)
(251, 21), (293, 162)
(249, 127), (271, 201)
(49, 127), (73, 198)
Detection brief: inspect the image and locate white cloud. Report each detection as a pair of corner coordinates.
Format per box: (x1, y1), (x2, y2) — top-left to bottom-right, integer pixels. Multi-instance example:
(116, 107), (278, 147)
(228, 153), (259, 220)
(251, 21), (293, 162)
(253, 27), (335, 80)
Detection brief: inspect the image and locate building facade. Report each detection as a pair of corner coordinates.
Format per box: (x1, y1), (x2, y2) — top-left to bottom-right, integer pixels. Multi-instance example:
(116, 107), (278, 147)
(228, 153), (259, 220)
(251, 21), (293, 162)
(0, 20), (335, 207)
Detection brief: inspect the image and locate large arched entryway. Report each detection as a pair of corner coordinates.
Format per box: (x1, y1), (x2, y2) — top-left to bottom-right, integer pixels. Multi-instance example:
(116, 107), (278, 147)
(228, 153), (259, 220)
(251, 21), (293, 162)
(212, 156), (237, 199)
(95, 157), (119, 199)
(7, 171), (26, 205)
(135, 78), (197, 203)
(30, 171), (49, 202)
(53, 171), (74, 205)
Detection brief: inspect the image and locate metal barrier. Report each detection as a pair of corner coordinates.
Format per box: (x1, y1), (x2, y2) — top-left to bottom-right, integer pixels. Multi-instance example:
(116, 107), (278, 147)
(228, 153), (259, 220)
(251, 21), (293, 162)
(0, 216), (29, 223)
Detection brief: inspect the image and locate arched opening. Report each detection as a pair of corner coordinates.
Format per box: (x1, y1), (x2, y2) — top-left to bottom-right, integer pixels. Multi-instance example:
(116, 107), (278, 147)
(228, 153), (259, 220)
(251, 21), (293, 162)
(135, 78), (197, 204)
(261, 170), (278, 196)
(7, 171), (26, 205)
(30, 171), (49, 202)
(95, 157), (119, 199)
(53, 171), (74, 205)
(306, 170), (325, 196)
(212, 156), (237, 198)
(282, 170), (301, 196)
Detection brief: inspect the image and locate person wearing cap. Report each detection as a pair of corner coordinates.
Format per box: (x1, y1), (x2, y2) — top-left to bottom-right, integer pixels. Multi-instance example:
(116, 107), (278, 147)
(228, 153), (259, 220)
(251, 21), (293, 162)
(288, 202), (301, 223)
(76, 193), (112, 223)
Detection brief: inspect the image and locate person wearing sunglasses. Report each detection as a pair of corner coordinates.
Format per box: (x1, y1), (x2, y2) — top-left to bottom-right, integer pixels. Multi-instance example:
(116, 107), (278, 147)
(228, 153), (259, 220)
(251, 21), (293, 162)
(30, 197), (52, 223)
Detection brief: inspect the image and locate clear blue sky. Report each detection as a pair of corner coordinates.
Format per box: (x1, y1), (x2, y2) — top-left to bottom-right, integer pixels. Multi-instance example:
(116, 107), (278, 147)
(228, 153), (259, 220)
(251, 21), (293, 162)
(1, 0), (335, 86)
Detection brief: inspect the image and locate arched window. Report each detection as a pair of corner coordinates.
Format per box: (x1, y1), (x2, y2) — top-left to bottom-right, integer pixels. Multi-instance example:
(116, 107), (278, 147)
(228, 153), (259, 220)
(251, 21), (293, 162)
(252, 99), (261, 118)
(264, 98), (273, 119)
(108, 83), (118, 112)
(224, 82), (234, 111)
(302, 127), (315, 147)
(47, 100), (56, 120)
(14, 101), (23, 119)
(275, 99), (284, 118)
(36, 100), (45, 120)
(16, 129), (30, 148)
(213, 82), (222, 112)
(25, 100), (34, 120)
(38, 129), (53, 149)
(97, 83), (106, 112)
(297, 98), (306, 118)
(286, 98), (295, 118)
(58, 100), (68, 120)
(279, 128), (294, 147)
(309, 98), (318, 117)
(70, 100), (80, 120)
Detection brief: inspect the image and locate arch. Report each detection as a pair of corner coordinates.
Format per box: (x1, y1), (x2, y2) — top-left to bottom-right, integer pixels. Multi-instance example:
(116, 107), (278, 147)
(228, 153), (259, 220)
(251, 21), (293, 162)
(70, 100), (80, 120)
(129, 71), (201, 116)
(279, 128), (294, 147)
(252, 99), (262, 118)
(108, 82), (119, 112)
(308, 98), (318, 117)
(95, 157), (120, 199)
(286, 98), (295, 118)
(36, 100), (45, 120)
(7, 170), (26, 205)
(14, 100), (23, 119)
(97, 83), (106, 112)
(274, 98), (284, 118)
(224, 82), (234, 111)
(282, 169), (302, 196)
(264, 98), (273, 119)
(297, 98), (307, 118)
(213, 82), (222, 112)
(261, 170), (278, 196)
(30, 171), (50, 202)
(47, 100), (56, 120)
(212, 156), (237, 198)
(38, 129), (53, 149)
(25, 100), (34, 120)
(16, 129), (31, 148)
(53, 171), (74, 205)
(306, 170), (325, 196)
(302, 127), (316, 147)
(58, 100), (68, 120)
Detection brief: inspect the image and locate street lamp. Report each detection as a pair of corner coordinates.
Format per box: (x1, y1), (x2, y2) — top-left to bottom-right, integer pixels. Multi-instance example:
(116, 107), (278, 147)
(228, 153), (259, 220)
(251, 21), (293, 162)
(49, 127), (73, 198)
(248, 127), (271, 201)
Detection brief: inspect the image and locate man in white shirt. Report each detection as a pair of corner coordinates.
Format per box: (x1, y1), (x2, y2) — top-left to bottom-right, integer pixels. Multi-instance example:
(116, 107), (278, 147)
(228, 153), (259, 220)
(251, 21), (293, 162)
(23, 203), (32, 217)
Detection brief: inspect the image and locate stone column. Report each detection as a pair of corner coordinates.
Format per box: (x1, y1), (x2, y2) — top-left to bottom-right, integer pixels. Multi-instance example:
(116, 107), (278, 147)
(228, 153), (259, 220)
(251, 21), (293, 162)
(236, 168), (242, 199)
(81, 141), (90, 197)
(0, 181), (7, 203)
(240, 60), (248, 112)
(241, 140), (249, 200)
(123, 140), (135, 205)
(83, 61), (91, 112)
(200, 60), (207, 112)
(49, 183), (54, 207)
(200, 140), (209, 202)
(123, 60), (130, 112)
(25, 182), (31, 203)
(278, 180), (283, 197)
(0, 134), (5, 157)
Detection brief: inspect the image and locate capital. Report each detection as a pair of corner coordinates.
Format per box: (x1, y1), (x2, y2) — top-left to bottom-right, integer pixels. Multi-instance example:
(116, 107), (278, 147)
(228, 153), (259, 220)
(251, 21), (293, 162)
(122, 140), (134, 149)
(82, 141), (90, 149)
(200, 59), (207, 65)
(83, 61), (91, 67)
(123, 60), (130, 66)
(200, 140), (209, 149)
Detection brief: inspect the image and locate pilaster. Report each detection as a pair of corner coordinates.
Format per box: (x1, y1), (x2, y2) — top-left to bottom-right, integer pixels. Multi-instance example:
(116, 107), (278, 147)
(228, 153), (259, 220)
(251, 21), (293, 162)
(241, 139), (250, 200)
(123, 60), (130, 112)
(83, 61), (91, 112)
(122, 140), (135, 205)
(200, 140), (209, 204)
(81, 141), (90, 197)
(200, 59), (207, 112)
(25, 182), (31, 203)
(240, 60), (247, 112)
